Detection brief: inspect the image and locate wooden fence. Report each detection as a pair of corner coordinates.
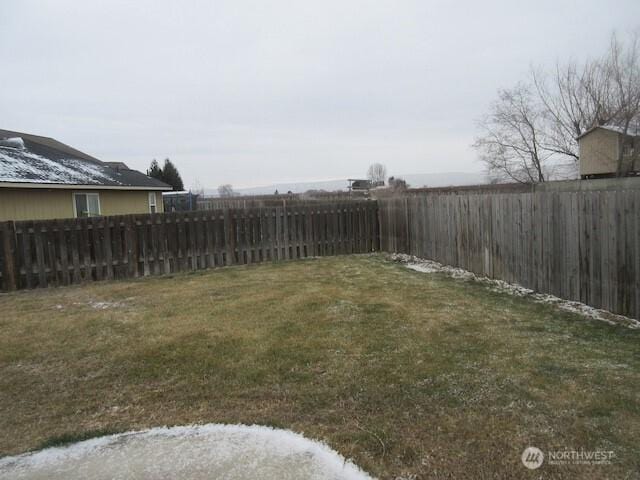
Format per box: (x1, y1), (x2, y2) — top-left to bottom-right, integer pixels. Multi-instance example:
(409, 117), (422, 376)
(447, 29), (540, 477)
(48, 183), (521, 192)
(196, 193), (368, 211)
(3, 180), (639, 321)
(379, 187), (640, 319)
(0, 201), (379, 291)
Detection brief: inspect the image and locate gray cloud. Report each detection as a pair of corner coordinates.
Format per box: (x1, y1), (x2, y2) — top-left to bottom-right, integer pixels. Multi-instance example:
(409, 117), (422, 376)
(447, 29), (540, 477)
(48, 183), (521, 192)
(1, 0), (638, 188)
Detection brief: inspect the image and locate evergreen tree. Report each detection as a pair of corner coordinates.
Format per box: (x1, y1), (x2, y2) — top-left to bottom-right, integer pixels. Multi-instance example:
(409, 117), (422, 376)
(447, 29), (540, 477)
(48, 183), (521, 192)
(162, 158), (184, 191)
(146, 158), (185, 191)
(147, 159), (163, 180)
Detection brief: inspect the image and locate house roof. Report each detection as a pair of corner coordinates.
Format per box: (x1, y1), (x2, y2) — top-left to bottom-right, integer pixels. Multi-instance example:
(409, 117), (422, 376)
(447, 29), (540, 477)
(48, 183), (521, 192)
(0, 129), (171, 190)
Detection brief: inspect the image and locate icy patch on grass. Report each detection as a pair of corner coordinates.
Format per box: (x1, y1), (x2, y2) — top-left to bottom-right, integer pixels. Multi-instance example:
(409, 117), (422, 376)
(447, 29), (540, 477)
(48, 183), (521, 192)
(327, 300), (361, 320)
(87, 301), (123, 310)
(0, 424), (374, 480)
(405, 263), (441, 274)
(391, 253), (640, 329)
(70, 299), (127, 310)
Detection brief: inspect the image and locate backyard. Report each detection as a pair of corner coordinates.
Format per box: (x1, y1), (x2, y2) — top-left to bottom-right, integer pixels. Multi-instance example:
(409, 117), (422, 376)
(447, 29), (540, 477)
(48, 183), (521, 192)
(0, 254), (639, 479)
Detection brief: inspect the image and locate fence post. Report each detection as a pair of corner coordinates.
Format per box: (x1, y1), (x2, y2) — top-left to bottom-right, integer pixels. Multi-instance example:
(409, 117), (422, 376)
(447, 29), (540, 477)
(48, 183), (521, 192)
(224, 208), (235, 265)
(404, 197), (410, 254)
(1, 221), (18, 291)
(126, 215), (138, 278)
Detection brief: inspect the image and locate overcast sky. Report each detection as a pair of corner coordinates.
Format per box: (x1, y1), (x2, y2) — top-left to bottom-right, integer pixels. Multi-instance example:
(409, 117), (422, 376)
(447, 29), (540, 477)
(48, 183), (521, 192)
(1, 1), (638, 189)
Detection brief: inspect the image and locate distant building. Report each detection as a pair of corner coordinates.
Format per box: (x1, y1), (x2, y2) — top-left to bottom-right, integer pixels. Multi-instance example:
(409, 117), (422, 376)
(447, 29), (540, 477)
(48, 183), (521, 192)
(578, 123), (639, 179)
(347, 179), (384, 191)
(0, 129), (171, 221)
(162, 191), (199, 212)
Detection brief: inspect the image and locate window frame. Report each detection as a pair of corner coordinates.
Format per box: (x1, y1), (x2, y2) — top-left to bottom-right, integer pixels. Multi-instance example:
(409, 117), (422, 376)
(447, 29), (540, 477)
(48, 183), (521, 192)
(622, 143), (634, 157)
(72, 192), (101, 218)
(149, 192), (157, 214)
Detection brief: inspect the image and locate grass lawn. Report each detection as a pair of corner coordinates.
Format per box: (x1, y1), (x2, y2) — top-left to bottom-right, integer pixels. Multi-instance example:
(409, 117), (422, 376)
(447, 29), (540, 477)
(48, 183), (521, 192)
(1, 254), (639, 479)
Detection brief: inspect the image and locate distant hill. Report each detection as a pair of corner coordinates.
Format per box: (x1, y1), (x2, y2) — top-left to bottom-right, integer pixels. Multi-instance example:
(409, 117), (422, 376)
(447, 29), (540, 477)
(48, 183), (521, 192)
(391, 172), (487, 190)
(219, 172), (486, 196)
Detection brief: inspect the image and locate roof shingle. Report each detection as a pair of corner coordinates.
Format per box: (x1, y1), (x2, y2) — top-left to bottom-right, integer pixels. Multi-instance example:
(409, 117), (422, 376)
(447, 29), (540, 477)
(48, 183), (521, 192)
(0, 129), (170, 190)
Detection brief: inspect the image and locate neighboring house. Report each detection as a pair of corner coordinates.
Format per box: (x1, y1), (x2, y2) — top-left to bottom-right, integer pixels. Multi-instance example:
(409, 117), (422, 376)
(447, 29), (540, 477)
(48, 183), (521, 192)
(0, 129), (171, 221)
(578, 123), (639, 179)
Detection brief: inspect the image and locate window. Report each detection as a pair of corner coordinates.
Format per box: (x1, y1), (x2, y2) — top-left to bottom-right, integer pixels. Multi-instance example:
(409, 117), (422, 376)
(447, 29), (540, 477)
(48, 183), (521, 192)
(623, 143), (634, 157)
(149, 192), (157, 213)
(73, 193), (101, 218)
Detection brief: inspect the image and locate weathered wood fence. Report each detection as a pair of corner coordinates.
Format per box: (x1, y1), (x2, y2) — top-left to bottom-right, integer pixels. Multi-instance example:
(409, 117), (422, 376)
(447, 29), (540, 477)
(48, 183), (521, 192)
(379, 185), (640, 319)
(0, 201), (379, 291)
(196, 193), (368, 211)
(3, 180), (639, 320)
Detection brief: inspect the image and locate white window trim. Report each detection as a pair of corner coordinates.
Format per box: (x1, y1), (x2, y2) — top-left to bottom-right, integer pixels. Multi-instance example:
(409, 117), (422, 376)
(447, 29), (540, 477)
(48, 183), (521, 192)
(72, 192), (102, 218)
(149, 192), (157, 213)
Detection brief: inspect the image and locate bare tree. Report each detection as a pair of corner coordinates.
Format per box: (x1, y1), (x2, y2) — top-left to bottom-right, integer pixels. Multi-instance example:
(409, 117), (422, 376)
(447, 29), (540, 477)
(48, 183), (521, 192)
(218, 184), (235, 197)
(474, 84), (550, 183)
(191, 180), (205, 197)
(367, 163), (387, 185)
(532, 58), (613, 162)
(477, 31), (640, 182)
(608, 34), (640, 174)
(533, 33), (640, 168)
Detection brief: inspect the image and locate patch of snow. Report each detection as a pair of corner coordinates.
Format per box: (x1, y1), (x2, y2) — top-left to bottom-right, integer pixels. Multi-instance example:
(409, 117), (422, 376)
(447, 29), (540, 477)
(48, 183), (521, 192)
(90, 301), (119, 310)
(391, 253), (640, 329)
(0, 147), (120, 185)
(0, 424), (374, 480)
(406, 263), (443, 274)
(85, 300), (124, 310)
(599, 122), (640, 136)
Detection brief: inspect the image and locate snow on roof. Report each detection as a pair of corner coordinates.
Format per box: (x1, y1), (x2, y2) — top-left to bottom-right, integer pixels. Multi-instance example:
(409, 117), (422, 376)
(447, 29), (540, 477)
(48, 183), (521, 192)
(0, 143), (122, 185)
(0, 133), (170, 189)
(162, 190), (191, 195)
(597, 124), (640, 136)
(578, 121), (640, 140)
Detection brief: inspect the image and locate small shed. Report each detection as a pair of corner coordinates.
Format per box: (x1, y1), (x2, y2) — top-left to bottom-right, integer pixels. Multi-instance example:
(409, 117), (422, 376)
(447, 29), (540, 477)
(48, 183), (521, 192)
(578, 124), (639, 179)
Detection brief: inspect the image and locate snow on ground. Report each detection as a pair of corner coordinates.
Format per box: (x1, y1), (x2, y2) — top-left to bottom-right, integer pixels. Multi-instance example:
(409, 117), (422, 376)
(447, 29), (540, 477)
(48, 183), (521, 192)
(64, 298), (134, 310)
(84, 300), (125, 310)
(52, 301), (124, 311)
(0, 424), (374, 480)
(391, 253), (640, 329)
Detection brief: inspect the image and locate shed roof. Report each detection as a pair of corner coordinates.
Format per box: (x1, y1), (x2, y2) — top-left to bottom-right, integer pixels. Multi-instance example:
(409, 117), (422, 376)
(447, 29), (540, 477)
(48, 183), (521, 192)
(577, 121), (640, 140)
(0, 129), (171, 190)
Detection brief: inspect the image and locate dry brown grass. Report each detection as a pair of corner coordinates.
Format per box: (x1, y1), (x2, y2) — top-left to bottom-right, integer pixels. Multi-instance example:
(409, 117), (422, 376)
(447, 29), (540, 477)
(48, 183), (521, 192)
(1, 254), (639, 479)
